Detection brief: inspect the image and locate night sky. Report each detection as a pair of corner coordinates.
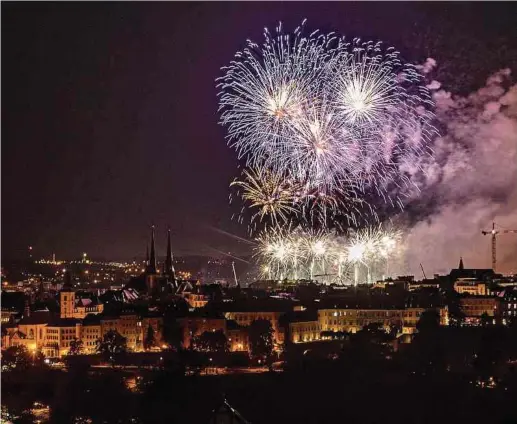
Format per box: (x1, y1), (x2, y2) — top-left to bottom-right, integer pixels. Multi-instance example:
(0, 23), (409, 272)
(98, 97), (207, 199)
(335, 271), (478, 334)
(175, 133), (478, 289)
(3, 2), (517, 261)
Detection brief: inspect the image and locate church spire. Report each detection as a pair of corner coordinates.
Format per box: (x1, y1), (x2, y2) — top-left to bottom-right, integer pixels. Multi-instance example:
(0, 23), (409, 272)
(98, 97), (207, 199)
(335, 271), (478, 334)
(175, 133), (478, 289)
(164, 228), (175, 278)
(146, 225), (157, 274)
(459, 257), (464, 270)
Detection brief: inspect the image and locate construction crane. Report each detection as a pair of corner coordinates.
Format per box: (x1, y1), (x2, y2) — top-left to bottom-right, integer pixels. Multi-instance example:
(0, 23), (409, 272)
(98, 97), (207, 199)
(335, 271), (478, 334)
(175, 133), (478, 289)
(420, 263), (428, 280)
(481, 222), (517, 273)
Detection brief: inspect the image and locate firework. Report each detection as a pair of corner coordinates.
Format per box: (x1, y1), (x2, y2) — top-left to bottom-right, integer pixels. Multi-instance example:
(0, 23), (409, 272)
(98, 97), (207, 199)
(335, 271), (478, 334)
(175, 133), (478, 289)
(217, 20), (337, 169)
(218, 21), (436, 228)
(347, 226), (402, 284)
(232, 167), (371, 232)
(326, 38), (435, 197)
(255, 225), (403, 284)
(230, 168), (299, 226)
(330, 40), (405, 126)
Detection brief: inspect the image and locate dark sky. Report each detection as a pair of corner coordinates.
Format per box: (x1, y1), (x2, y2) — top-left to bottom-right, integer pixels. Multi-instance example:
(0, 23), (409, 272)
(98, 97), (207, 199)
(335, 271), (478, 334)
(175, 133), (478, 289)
(3, 2), (517, 261)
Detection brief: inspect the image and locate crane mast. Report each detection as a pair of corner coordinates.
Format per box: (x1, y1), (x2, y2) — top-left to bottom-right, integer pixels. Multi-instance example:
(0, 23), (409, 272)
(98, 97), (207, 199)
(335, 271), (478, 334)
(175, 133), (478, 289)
(481, 222), (517, 273)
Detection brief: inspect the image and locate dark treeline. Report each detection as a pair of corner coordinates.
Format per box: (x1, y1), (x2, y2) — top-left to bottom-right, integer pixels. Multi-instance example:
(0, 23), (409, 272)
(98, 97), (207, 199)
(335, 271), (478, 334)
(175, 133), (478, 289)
(2, 321), (517, 423)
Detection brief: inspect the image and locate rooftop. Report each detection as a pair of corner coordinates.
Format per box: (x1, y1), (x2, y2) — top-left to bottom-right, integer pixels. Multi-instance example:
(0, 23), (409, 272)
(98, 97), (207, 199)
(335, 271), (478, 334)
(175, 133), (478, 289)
(18, 310), (52, 325)
(47, 317), (80, 327)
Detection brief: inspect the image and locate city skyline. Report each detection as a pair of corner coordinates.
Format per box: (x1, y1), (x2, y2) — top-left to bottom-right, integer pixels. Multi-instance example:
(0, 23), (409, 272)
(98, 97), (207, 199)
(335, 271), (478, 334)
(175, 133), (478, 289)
(3, 3), (517, 276)
(3, 4), (517, 423)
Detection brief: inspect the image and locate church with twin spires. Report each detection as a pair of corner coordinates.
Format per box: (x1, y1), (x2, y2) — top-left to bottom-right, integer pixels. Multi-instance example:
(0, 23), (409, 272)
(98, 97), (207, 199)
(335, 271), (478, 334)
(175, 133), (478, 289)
(143, 226), (178, 296)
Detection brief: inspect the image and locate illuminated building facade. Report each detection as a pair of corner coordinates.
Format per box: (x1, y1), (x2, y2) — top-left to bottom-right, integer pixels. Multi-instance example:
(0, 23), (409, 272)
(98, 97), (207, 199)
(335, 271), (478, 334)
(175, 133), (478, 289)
(460, 296), (500, 318)
(501, 288), (517, 322)
(185, 292), (209, 309)
(318, 306), (448, 335)
(3, 297), (163, 357)
(223, 311), (285, 345)
(43, 319), (80, 357)
(180, 314), (227, 349)
(226, 321), (249, 352)
(288, 320), (321, 343)
(59, 271), (104, 319)
(454, 279), (488, 296)
(1, 307), (18, 324)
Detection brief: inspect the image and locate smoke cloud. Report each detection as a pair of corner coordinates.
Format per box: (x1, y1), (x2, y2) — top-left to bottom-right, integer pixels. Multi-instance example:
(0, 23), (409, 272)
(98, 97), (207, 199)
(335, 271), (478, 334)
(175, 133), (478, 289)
(403, 66), (517, 276)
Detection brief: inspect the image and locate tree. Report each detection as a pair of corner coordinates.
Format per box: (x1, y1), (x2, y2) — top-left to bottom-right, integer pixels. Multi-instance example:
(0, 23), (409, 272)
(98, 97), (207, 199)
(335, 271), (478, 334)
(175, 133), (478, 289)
(480, 312), (492, 327)
(248, 319), (274, 366)
(1, 345), (32, 371)
(66, 338), (89, 371)
(345, 323), (393, 363)
(144, 325), (156, 351)
(96, 330), (127, 366)
(162, 315), (184, 351)
(191, 330), (228, 353)
(417, 309), (440, 334)
(474, 327), (507, 381)
(444, 289), (465, 326)
(412, 310), (447, 375)
(68, 337), (84, 355)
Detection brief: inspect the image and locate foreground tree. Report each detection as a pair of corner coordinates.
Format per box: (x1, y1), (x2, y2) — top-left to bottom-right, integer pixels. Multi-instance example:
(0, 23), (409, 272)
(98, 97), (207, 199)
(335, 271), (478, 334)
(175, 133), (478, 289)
(1, 345), (32, 371)
(68, 337), (84, 355)
(444, 289), (465, 326)
(191, 330), (228, 353)
(411, 309), (447, 374)
(480, 312), (492, 327)
(248, 319), (274, 366)
(96, 330), (127, 366)
(162, 315), (185, 351)
(417, 309), (441, 334)
(144, 325), (156, 351)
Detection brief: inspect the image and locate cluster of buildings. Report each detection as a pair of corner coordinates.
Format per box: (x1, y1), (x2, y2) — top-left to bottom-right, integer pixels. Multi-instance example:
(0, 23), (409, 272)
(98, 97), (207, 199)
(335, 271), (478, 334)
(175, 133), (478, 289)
(2, 241), (517, 360)
(2, 280), (448, 357)
(2, 274), (163, 357)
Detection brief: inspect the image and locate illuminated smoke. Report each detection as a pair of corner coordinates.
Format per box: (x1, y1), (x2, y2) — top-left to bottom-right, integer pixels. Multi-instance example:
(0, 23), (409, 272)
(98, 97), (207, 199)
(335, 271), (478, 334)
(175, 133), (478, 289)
(404, 67), (517, 275)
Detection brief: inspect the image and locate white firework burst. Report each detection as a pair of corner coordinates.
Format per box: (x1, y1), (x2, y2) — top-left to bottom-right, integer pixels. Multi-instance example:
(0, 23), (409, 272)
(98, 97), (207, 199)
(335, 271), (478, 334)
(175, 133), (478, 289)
(217, 20), (338, 169)
(218, 21), (437, 232)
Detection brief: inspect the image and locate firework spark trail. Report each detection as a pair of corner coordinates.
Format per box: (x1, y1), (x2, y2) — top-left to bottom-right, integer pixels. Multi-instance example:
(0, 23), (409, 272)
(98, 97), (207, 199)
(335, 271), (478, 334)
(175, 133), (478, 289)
(203, 244), (252, 264)
(218, 21), (436, 231)
(205, 225), (257, 246)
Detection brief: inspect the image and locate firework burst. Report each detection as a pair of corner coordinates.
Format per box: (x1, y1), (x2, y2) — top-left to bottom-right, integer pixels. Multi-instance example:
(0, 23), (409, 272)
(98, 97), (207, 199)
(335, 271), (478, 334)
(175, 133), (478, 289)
(218, 20), (436, 238)
(230, 168), (299, 226)
(217, 20), (337, 169)
(255, 224), (403, 284)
